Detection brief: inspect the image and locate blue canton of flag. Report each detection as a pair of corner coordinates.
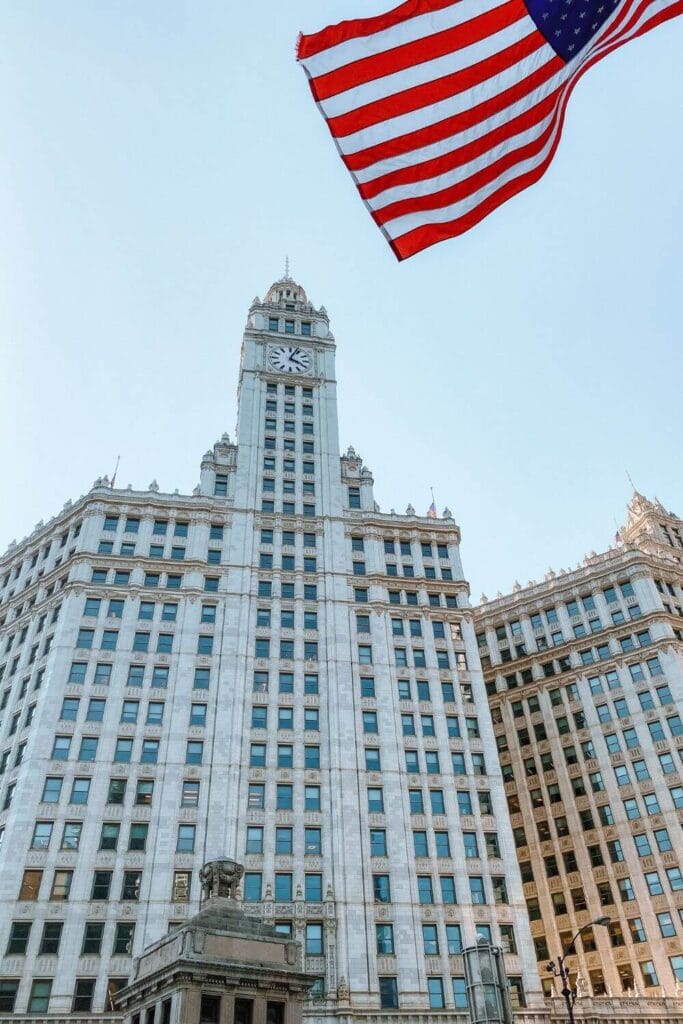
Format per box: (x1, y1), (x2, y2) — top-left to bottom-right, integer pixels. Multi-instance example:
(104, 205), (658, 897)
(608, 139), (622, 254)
(525, 0), (621, 59)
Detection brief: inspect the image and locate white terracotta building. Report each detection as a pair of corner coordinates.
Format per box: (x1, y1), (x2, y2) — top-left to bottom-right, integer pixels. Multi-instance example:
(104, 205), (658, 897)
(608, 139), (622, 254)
(0, 275), (542, 1021)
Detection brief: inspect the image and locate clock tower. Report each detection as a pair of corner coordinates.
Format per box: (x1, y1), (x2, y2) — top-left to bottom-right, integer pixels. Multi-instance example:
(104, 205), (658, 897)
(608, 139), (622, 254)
(233, 273), (344, 522)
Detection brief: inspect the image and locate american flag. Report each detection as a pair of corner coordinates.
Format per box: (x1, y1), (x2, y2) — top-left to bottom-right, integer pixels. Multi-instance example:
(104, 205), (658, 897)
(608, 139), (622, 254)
(427, 499), (438, 518)
(297, 0), (682, 259)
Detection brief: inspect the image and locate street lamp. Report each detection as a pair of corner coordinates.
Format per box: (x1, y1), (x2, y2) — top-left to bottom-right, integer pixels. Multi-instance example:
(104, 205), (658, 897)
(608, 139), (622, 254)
(546, 917), (610, 1024)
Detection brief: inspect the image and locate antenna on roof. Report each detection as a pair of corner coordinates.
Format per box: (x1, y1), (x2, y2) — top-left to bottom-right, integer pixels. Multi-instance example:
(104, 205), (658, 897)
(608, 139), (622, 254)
(626, 470), (637, 492)
(284, 255), (290, 278)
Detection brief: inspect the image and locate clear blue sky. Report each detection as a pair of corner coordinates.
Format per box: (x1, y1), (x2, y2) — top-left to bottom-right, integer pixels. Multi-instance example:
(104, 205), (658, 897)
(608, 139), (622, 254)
(1, 1), (681, 598)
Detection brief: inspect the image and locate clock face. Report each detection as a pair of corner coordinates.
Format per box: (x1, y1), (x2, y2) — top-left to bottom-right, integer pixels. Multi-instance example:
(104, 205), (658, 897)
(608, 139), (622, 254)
(268, 345), (312, 375)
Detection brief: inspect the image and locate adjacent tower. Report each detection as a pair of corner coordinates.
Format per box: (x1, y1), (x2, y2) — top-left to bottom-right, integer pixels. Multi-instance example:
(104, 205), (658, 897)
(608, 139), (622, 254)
(474, 493), (683, 1000)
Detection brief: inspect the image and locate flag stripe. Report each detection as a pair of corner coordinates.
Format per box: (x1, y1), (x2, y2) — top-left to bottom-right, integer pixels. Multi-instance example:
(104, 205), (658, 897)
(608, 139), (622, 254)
(312, 0), (524, 103)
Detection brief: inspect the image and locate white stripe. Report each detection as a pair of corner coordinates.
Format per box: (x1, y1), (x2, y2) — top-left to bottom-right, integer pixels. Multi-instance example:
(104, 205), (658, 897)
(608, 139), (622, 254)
(381, 0), (678, 240)
(368, 108), (557, 210)
(333, 34), (555, 154)
(300, 0), (505, 79)
(353, 57), (572, 184)
(320, 15), (532, 119)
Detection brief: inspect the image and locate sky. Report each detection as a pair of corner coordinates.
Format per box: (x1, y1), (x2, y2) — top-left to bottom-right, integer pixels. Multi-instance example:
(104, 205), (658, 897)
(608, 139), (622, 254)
(0, 1), (681, 600)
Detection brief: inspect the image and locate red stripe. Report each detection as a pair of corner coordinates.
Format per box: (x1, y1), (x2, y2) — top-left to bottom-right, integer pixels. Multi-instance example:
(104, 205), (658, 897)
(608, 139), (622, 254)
(310, 0), (526, 102)
(328, 28), (542, 137)
(390, 0), (683, 258)
(344, 53), (564, 170)
(359, 87), (560, 199)
(297, 0), (459, 60)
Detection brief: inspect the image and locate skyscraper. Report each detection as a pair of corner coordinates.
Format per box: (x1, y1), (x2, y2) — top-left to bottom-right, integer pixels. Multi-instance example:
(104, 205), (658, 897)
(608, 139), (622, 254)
(474, 493), (683, 1000)
(0, 275), (542, 1020)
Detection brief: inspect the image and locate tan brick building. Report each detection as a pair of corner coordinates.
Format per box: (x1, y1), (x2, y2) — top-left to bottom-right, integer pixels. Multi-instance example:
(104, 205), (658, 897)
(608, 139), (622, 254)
(474, 492), (683, 999)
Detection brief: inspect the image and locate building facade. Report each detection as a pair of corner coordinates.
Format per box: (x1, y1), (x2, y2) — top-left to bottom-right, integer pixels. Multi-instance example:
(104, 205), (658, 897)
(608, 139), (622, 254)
(474, 493), (683, 1001)
(0, 276), (543, 1021)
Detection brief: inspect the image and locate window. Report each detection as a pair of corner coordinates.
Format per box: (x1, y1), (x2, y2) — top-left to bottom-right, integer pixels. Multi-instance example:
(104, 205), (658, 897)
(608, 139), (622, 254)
(190, 702), (207, 727)
(81, 921), (104, 956)
(440, 876), (456, 904)
(6, 921), (31, 955)
(305, 873), (322, 901)
(182, 780), (200, 806)
(428, 978), (445, 1009)
(114, 738), (133, 764)
(50, 869), (73, 900)
(644, 792), (660, 815)
(379, 978), (398, 1009)
(176, 825), (196, 852)
(78, 737), (99, 762)
(305, 786), (320, 811)
(194, 667), (210, 690)
(376, 923), (394, 955)
(361, 676), (375, 698)
(306, 922), (323, 955)
(667, 867), (683, 892)
(121, 870), (141, 901)
(70, 777), (90, 804)
(370, 828), (387, 856)
(373, 875), (391, 902)
(276, 784), (293, 809)
(278, 672), (293, 693)
(114, 922), (135, 955)
(368, 787), (384, 812)
(469, 876), (485, 904)
(172, 870), (191, 902)
(186, 741), (203, 765)
(413, 830), (429, 858)
(640, 961), (659, 988)
(28, 980), (52, 1014)
(418, 875), (434, 903)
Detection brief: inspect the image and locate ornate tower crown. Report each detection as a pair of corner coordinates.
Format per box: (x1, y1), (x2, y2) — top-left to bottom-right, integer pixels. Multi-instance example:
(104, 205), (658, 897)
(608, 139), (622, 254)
(264, 274), (308, 307)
